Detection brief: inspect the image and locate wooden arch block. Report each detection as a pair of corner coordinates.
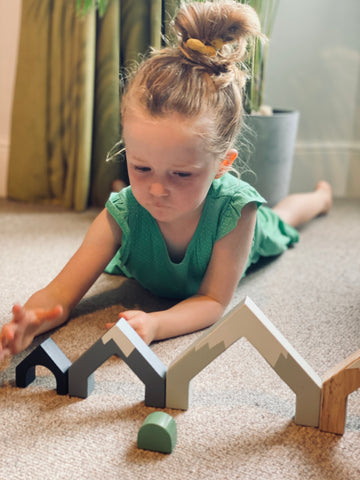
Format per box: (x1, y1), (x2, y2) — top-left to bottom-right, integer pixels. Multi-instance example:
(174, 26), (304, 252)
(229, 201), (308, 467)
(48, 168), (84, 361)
(320, 349), (360, 435)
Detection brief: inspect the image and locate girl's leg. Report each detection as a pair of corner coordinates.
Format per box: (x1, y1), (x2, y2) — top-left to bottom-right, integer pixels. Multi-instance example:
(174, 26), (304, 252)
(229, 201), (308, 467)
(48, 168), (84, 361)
(272, 181), (332, 228)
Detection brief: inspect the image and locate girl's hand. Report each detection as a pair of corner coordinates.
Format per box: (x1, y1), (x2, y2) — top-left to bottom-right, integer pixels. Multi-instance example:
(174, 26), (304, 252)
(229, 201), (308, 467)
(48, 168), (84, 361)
(106, 310), (159, 345)
(0, 303), (63, 362)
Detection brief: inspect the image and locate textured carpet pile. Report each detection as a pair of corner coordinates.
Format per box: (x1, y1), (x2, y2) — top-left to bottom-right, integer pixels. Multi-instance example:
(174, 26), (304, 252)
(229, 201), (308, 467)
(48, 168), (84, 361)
(1, 198), (359, 479)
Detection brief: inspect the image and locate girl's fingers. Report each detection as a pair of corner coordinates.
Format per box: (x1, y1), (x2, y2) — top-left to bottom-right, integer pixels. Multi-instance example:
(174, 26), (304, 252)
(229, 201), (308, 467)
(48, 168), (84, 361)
(33, 305), (63, 323)
(106, 310), (143, 330)
(0, 347), (12, 364)
(12, 303), (25, 323)
(0, 304), (63, 362)
(11, 304), (63, 327)
(1, 324), (15, 343)
(119, 310), (142, 321)
(0, 325), (15, 362)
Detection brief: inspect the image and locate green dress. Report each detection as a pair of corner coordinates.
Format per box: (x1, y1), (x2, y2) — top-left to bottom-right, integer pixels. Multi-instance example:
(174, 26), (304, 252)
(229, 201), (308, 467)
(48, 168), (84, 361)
(105, 173), (299, 299)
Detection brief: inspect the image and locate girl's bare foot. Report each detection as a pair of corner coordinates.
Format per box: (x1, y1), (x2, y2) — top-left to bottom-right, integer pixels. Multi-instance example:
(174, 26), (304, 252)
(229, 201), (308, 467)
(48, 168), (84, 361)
(272, 180), (333, 227)
(315, 180), (333, 214)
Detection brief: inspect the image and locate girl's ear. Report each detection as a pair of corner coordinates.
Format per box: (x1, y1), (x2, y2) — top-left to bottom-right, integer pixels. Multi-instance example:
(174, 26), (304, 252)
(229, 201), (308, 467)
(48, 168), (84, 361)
(215, 149), (238, 178)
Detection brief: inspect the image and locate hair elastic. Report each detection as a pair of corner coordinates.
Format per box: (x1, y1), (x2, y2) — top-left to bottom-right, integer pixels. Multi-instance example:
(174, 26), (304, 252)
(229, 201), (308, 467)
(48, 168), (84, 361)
(185, 37), (224, 58)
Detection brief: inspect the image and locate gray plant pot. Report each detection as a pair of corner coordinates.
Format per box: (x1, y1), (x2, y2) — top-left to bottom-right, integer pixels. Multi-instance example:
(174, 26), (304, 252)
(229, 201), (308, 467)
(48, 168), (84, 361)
(237, 109), (300, 207)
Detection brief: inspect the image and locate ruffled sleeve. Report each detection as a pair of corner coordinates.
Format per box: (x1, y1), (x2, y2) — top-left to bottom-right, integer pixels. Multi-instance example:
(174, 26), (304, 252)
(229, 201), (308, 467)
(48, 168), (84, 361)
(214, 177), (265, 242)
(104, 188), (133, 275)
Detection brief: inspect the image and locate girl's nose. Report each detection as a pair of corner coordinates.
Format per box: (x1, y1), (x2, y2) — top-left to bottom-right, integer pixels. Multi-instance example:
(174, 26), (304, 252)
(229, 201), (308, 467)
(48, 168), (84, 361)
(150, 182), (168, 196)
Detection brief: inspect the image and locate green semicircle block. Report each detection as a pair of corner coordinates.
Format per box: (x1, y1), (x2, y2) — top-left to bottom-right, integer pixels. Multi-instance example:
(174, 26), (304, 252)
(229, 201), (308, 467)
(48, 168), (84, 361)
(137, 412), (177, 454)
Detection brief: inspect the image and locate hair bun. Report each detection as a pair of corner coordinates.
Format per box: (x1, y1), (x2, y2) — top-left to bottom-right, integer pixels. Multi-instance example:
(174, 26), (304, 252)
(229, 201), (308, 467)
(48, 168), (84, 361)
(174, 0), (262, 70)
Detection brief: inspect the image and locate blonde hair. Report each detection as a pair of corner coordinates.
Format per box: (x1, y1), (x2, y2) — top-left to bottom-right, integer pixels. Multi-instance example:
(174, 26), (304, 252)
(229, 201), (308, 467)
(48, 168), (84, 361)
(121, 0), (261, 162)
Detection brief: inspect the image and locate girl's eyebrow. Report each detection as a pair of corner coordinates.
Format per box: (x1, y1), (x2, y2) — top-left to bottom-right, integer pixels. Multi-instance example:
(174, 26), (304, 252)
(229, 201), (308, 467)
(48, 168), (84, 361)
(131, 155), (149, 164)
(130, 153), (205, 170)
(174, 162), (204, 170)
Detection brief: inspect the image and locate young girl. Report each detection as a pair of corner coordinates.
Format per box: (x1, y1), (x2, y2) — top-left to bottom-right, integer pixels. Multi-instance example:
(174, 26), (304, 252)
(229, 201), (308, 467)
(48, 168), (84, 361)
(0, 1), (331, 362)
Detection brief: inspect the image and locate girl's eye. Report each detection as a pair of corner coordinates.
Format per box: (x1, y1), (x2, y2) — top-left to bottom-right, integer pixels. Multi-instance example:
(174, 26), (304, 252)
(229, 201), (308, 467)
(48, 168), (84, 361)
(174, 172), (192, 178)
(134, 166), (151, 173)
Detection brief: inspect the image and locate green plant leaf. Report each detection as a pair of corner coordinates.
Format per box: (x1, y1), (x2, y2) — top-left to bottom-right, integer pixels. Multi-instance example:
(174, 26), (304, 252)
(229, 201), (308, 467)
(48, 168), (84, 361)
(76, 0), (109, 17)
(241, 0), (280, 113)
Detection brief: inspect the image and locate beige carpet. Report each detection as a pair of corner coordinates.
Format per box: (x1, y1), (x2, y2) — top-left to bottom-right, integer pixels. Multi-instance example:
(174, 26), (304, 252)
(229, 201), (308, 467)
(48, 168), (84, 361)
(1, 197), (360, 480)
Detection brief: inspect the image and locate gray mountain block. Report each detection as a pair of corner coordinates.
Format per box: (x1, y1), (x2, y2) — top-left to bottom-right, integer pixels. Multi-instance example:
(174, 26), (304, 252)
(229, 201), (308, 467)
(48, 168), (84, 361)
(68, 318), (167, 407)
(166, 296), (322, 427)
(16, 338), (72, 395)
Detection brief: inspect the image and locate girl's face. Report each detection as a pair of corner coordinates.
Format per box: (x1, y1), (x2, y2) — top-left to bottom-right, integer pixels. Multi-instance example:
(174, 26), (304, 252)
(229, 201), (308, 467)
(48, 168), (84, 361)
(123, 112), (220, 226)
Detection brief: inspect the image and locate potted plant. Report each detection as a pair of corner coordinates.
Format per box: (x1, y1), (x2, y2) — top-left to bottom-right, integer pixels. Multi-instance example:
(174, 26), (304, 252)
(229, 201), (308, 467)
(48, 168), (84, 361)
(238, 0), (300, 206)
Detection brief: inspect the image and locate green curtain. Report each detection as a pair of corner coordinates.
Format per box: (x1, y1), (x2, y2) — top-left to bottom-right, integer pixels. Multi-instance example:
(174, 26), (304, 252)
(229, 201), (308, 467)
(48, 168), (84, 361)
(8, 0), (179, 211)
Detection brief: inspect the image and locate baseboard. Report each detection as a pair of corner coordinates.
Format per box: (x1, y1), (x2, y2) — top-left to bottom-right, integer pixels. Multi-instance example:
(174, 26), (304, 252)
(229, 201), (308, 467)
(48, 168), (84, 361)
(0, 140), (9, 198)
(291, 141), (360, 198)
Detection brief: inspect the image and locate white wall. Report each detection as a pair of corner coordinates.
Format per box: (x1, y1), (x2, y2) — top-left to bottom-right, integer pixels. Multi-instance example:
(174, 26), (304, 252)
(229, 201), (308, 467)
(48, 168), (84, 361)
(264, 0), (360, 197)
(0, 0), (22, 198)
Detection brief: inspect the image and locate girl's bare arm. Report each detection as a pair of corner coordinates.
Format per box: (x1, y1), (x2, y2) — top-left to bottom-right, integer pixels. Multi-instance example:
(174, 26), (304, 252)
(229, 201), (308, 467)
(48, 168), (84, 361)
(0, 209), (122, 359)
